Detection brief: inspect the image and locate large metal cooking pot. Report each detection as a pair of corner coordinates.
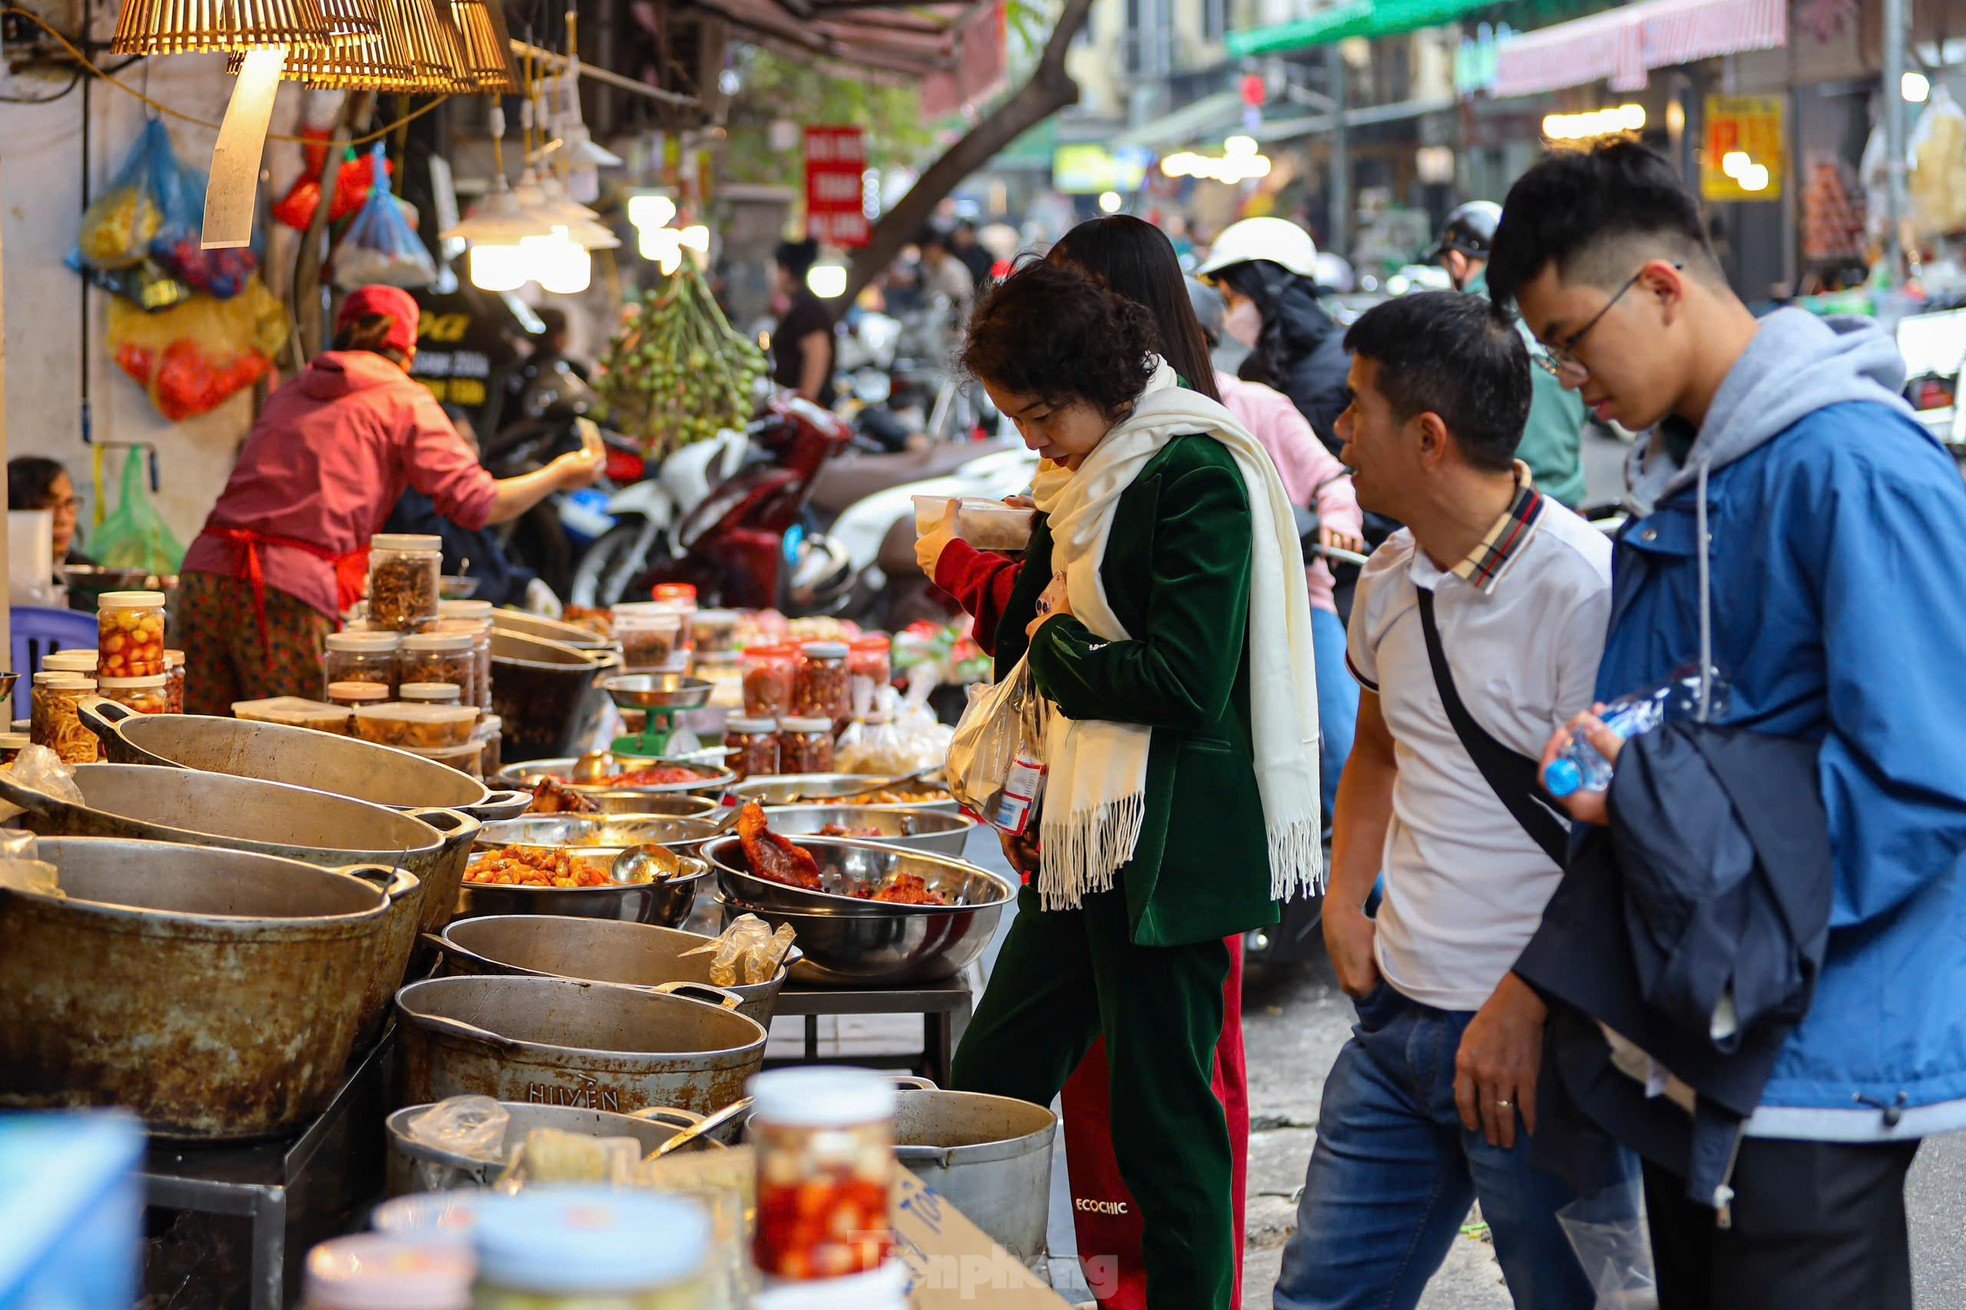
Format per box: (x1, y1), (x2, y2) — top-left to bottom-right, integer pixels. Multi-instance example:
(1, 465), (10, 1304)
(385, 1101), (715, 1195)
(396, 975), (767, 1117)
(713, 892), (1004, 987)
(79, 699), (531, 822)
(759, 805), (976, 858)
(503, 759), (739, 797)
(492, 630), (620, 763)
(0, 836), (399, 1139)
(703, 835), (1013, 916)
(728, 773), (960, 816)
(433, 915), (796, 1027)
(0, 764), (480, 941)
(893, 1083), (1057, 1271)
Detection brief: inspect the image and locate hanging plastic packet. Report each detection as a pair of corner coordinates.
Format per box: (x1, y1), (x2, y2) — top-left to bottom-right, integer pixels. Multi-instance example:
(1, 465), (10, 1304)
(333, 144), (437, 289)
(947, 655), (1048, 835)
(90, 447), (188, 574)
(68, 119), (194, 309)
(157, 166), (260, 300)
(0, 828), (58, 897)
(680, 913), (797, 986)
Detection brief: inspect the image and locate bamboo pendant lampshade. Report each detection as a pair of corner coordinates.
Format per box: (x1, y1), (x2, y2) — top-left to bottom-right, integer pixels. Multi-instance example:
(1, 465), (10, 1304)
(229, 0), (460, 89)
(443, 0), (516, 92)
(112, 0), (333, 53)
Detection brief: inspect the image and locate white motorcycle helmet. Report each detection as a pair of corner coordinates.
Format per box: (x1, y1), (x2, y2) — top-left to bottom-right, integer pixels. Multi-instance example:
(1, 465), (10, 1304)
(1197, 217), (1320, 280)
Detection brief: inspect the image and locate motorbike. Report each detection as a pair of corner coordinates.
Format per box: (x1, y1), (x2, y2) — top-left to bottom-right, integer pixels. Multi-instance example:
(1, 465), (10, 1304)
(480, 364), (631, 599)
(568, 425), (752, 608)
(624, 394), (858, 612)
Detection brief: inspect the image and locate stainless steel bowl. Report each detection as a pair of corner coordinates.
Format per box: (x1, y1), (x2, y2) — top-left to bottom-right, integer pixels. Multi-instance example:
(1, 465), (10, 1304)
(578, 792), (723, 819)
(503, 757), (740, 797)
(477, 814), (726, 856)
(728, 773), (959, 815)
(759, 805), (976, 858)
(602, 673), (713, 712)
(702, 835), (1013, 916)
(713, 891), (1006, 986)
(454, 851), (708, 925)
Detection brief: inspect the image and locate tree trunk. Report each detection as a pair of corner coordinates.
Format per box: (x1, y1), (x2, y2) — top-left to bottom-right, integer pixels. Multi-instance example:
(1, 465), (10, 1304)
(842, 0), (1096, 303)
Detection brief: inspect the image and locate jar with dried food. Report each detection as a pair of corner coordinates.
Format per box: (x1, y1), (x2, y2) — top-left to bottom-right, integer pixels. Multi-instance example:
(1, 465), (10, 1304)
(751, 1068), (897, 1281)
(439, 601), (495, 709)
(849, 635), (892, 706)
(367, 534), (441, 631)
(163, 650), (186, 714)
(398, 632), (476, 699)
(615, 604), (684, 675)
(100, 674), (170, 715)
(726, 716), (780, 778)
(795, 642), (851, 722)
(0, 733), (28, 766)
(326, 681), (391, 709)
(692, 609), (742, 657)
(398, 681), (464, 706)
(41, 650), (99, 675)
(30, 672), (99, 763)
(323, 631), (401, 696)
(97, 590), (166, 678)
(778, 717), (835, 774)
(742, 645), (798, 717)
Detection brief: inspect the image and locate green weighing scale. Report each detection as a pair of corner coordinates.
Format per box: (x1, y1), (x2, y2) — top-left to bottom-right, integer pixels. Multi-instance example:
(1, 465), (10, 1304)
(601, 673), (715, 759)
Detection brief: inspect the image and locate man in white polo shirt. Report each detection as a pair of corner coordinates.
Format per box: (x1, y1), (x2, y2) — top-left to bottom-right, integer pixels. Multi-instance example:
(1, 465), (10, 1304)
(1273, 291), (1636, 1310)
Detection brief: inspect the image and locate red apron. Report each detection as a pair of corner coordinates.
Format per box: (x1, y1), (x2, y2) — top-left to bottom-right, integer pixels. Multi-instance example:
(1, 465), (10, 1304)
(199, 525), (369, 662)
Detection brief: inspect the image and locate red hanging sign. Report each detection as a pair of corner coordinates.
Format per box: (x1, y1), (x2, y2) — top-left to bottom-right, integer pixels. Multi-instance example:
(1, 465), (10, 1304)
(804, 126), (869, 249)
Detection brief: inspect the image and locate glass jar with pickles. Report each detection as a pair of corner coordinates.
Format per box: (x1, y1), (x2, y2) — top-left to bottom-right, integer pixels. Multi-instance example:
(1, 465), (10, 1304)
(750, 1068), (897, 1281)
(97, 590), (166, 678)
(30, 672), (98, 763)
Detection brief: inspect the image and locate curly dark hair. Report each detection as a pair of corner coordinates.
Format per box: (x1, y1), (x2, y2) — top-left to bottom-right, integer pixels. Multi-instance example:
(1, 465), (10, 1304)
(958, 259), (1158, 417)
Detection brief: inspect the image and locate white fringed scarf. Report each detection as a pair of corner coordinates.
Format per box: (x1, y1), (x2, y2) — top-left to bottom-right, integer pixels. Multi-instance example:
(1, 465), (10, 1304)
(1030, 361), (1323, 910)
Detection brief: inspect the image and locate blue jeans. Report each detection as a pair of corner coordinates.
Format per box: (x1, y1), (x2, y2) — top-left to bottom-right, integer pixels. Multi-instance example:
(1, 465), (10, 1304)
(1274, 984), (1637, 1310)
(1311, 606), (1358, 820)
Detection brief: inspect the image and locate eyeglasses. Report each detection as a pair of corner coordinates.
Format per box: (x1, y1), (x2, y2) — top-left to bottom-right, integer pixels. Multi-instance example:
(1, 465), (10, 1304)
(1532, 261), (1683, 379)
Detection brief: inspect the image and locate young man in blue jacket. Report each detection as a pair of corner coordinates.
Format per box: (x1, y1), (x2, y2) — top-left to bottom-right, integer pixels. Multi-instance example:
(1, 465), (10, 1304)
(1490, 140), (1966, 1309)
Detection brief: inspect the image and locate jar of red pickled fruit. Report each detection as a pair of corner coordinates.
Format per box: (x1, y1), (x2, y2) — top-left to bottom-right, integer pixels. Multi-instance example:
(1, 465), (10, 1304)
(749, 1068), (898, 1281)
(742, 645), (798, 717)
(97, 590), (166, 678)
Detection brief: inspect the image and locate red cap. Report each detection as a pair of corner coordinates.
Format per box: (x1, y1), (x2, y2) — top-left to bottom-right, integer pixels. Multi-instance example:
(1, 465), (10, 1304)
(335, 285), (420, 356)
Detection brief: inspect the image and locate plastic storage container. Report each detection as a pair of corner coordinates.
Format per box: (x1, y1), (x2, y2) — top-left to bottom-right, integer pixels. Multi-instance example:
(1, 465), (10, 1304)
(40, 650), (99, 675)
(468, 1190), (711, 1310)
(353, 702), (480, 749)
(777, 717), (835, 776)
(327, 681), (392, 708)
(31, 672), (99, 763)
(100, 674), (169, 715)
(615, 604), (685, 675)
(302, 1234), (473, 1310)
(97, 590), (166, 678)
(750, 1068), (897, 1281)
(0, 1112), (144, 1310)
(726, 716), (780, 778)
(742, 646), (799, 718)
(795, 643), (851, 722)
(164, 650), (185, 714)
(400, 633), (477, 701)
(437, 604), (495, 710)
(400, 682), (465, 706)
(691, 609), (742, 657)
(324, 631), (402, 694)
(233, 697), (354, 735)
(369, 534), (442, 631)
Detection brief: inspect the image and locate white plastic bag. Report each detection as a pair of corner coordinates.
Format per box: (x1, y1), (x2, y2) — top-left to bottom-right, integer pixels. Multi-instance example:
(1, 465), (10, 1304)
(403, 1095), (510, 1163)
(946, 655), (1047, 833)
(1557, 1183), (1657, 1309)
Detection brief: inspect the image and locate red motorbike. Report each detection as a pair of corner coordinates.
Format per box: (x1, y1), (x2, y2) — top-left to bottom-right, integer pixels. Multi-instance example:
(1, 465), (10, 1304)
(635, 394), (857, 611)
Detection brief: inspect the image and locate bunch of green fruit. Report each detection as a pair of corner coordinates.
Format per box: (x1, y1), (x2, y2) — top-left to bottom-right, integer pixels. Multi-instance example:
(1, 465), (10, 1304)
(597, 259), (769, 456)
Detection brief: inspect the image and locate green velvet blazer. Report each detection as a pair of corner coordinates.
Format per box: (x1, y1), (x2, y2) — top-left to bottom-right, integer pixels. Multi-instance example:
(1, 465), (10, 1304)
(993, 435), (1281, 948)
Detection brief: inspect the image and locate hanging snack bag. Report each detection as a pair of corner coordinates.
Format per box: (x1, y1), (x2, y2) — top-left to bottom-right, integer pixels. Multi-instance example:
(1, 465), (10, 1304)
(333, 145), (436, 289)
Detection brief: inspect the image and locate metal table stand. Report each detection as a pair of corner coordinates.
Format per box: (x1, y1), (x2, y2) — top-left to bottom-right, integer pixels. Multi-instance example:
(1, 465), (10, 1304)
(770, 975), (975, 1087)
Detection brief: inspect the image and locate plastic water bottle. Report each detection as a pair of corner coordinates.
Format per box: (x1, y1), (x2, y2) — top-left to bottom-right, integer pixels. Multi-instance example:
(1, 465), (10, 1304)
(1542, 668), (1720, 799)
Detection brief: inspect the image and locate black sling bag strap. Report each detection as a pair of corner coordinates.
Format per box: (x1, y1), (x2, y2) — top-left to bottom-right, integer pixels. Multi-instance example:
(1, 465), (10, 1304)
(1415, 587), (1572, 866)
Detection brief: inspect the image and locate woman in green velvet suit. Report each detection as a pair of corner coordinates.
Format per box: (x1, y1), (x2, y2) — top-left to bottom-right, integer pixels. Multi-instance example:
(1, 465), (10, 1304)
(948, 260), (1324, 1310)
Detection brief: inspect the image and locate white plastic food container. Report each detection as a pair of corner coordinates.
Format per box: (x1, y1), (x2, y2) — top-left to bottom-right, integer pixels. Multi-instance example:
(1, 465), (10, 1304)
(911, 495), (1036, 551)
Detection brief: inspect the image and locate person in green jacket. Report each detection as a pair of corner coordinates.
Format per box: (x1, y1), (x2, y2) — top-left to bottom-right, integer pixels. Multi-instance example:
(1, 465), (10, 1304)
(1431, 201), (1590, 507)
(948, 259), (1325, 1310)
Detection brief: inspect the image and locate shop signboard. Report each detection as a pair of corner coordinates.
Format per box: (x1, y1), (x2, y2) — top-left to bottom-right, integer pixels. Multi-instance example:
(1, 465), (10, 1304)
(1702, 95), (1786, 202)
(410, 287), (524, 435)
(1051, 144), (1149, 196)
(805, 126), (870, 248)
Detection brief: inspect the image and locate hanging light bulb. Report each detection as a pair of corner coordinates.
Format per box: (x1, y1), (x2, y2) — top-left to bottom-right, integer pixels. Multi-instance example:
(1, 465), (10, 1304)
(522, 228), (593, 294)
(545, 8), (621, 205)
(442, 104), (551, 292)
(468, 243), (528, 291)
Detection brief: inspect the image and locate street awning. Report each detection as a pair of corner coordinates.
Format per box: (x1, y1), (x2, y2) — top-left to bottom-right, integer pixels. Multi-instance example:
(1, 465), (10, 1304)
(1226, 0), (1512, 59)
(683, 0), (1004, 83)
(1491, 0), (1786, 98)
(1252, 94), (1457, 143)
(1112, 89), (1248, 152)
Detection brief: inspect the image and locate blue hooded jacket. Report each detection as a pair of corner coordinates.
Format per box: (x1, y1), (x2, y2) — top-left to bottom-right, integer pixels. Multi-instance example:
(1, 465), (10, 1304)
(1598, 308), (1966, 1141)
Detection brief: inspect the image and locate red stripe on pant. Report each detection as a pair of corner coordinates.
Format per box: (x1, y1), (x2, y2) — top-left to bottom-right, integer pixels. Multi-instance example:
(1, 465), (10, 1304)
(1063, 934), (1247, 1309)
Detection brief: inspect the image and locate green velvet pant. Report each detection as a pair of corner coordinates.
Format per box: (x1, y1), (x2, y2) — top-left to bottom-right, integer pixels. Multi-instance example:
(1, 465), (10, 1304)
(950, 882), (1236, 1310)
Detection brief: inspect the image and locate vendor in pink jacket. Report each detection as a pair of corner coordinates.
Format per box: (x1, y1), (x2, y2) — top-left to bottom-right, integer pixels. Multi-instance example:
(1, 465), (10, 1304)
(179, 286), (604, 714)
